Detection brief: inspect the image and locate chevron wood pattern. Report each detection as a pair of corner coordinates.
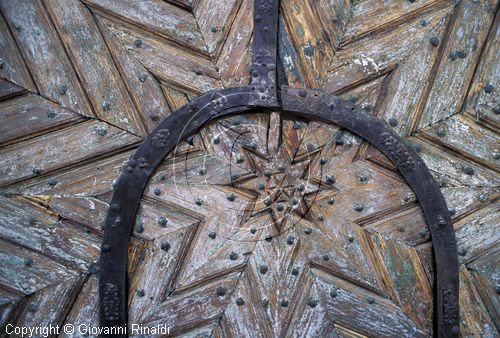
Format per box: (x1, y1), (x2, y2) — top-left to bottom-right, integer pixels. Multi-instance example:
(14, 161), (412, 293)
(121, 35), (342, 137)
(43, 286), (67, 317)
(0, 0), (498, 337)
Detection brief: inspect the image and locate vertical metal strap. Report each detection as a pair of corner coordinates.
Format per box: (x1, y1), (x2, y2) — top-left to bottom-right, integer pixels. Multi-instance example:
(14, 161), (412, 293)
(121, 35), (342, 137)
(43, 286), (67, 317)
(250, 0), (279, 89)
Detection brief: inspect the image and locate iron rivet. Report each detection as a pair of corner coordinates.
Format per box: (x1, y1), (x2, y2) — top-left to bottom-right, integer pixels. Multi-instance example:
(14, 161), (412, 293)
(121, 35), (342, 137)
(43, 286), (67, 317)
(231, 174), (239, 180)
(208, 231), (216, 239)
(160, 241), (170, 252)
(216, 286), (226, 296)
(24, 257), (34, 267)
(198, 167), (206, 175)
(493, 152), (500, 160)
(264, 196), (272, 206)
(388, 118), (398, 127)
(265, 235), (273, 242)
(229, 251), (238, 260)
(227, 193), (235, 202)
(292, 198), (298, 205)
(323, 254), (330, 261)
(463, 166), (474, 175)
(101, 244), (110, 252)
(260, 264), (268, 274)
(213, 137), (220, 144)
(332, 16), (338, 23)
(154, 188), (162, 196)
(307, 298), (318, 308)
(280, 299), (289, 307)
(437, 216), (447, 226)
(136, 222), (144, 233)
(320, 157), (327, 165)
(210, 26), (218, 33)
(236, 297), (245, 306)
(479, 194), (488, 202)
(28, 217), (37, 225)
(32, 166), (42, 175)
(449, 208), (456, 215)
(277, 204), (284, 212)
(247, 142), (257, 150)
(413, 143), (423, 153)
(159, 173), (167, 181)
(304, 227), (312, 235)
(297, 184), (305, 192)
(458, 248), (467, 256)
(158, 216), (168, 227)
(278, 164), (286, 172)
(430, 36), (439, 47)
(293, 122), (301, 130)
(110, 203), (120, 213)
(493, 106), (500, 114)
(262, 298), (269, 308)
(367, 297), (375, 304)
(102, 101), (111, 111)
(134, 39), (143, 48)
(483, 83), (493, 94)
(419, 229), (428, 238)
(250, 227), (257, 234)
(317, 214), (324, 222)
(451, 326), (459, 336)
(258, 182), (266, 190)
(330, 288), (338, 298)
(325, 174), (335, 185)
(359, 176), (368, 182)
(193, 69), (203, 76)
(347, 235), (355, 242)
(136, 289), (145, 297)
(263, 26), (269, 32)
(96, 126), (108, 136)
(87, 263), (98, 275)
(0, 58), (3, 68)
(298, 90), (307, 98)
(286, 235), (295, 245)
(354, 204), (364, 212)
(236, 155), (244, 163)
(58, 84), (67, 95)
(139, 73), (147, 82)
(437, 128), (446, 137)
(48, 178), (59, 186)
(307, 143), (315, 152)
(396, 224), (405, 232)
(291, 266), (299, 276)
(195, 198), (203, 206)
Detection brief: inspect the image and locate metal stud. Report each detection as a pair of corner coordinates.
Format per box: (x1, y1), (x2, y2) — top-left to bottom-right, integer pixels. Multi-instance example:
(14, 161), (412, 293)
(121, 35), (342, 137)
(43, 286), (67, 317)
(367, 297), (375, 304)
(304, 227), (312, 235)
(24, 257), (34, 267)
(388, 118), (398, 127)
(236, 297), (245, 306)
(330, 288), (338, 298)
(276, 203), (284, 211)
(463, 166), (474, 175)
(154, 188), (162, 196)
(286, 235), (295, 245)
(195, 198), (203, 206)
(265, 235), (273, 242)
(437, 128), (446, 137)
(136, 222), (144, 233)
(430, 36), (439, 47)
(28, 217), (37, 225)
(260, 264), (268, 274)
(136, 289), (145, 297)
(58, 84), (67, 95)
(264, 196), (272, 206)
(139, 73), (147, 82)
(208, 231), (216, 239)
(227, 193), (236, 202)
(458, 247), (467, 256)
(291, 266), (299, 276)
(48, 178), (59, 186)
(134, 39), (143, 48)
(160, 241), (170, 252)
(258, 182), (266, 190)
(479, 194), (488, 202)
(396, 224), (405, 232)
(250, 227), (257, 234)
(102, 101), (111, 111)
(354, 204), (364, 212)
(298, 90), (307, 98)
(262, 298), (269, 308)
(101, 244), (110, 253)
(32, 166), (42, 175)
(216, 286), (226, 296)
(229, 251), (238, 260)
(325, 174), (335, 185)
(213, 137), (220, 144)
(307, 298), (318, 308)
(236, 155), (244, 163)
(293, 122), (301, 130)
(317, 214), (324, 222)
(211, 26), (218, 33)
(347, 235), (355, 243)
(419, 229), (428, 238)
(158, 216), (168, 227)
(280, 299), (289, 307)
(323, 254), (330, 261)
(320, 157), (327, 165)
(278, 164), (286, 173)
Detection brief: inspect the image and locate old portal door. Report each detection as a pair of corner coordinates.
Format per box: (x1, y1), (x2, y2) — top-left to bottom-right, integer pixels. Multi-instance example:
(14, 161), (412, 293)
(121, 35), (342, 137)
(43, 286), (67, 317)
(0, 0), (498, 337)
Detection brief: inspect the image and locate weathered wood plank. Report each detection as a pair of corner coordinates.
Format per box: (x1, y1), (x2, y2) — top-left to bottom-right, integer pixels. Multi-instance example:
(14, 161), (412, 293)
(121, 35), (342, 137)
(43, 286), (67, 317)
(0, 196), (101, 271)
(0, 15), (36, 92)
(216, 0), (252, 88)
(417, 0), (498, 129)
(83, 0), (207, 54)
(313, 0), (352, 51)
(98, 18), (173, 133)
(0, 120), (140, 187)
(1, 149), (134, 196)
(44, 0), (146, 135)
(281, 0), (335, 88)
(341, 0), (449, 44)
(49, 196), (108, 232)
(98, 16), (222, 95)
(465, 8), (500, 130)
(0, 93), (83, 146)
(0, 79), (26, 100)
(368, 232), (433, 332)
(193, 0), (240, 56)
(0, 0), (94, 117)
(313, 268), (427, 337)
(419, 113), (499, 171)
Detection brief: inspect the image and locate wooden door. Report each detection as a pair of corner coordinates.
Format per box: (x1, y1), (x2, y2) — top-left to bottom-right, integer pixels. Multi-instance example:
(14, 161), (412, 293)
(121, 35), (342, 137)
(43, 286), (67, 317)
(0, 0), (498, 337)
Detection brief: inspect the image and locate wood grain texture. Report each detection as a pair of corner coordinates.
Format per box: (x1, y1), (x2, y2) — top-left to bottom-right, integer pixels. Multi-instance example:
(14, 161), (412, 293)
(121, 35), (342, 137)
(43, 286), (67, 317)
(0, 0), (498, 336)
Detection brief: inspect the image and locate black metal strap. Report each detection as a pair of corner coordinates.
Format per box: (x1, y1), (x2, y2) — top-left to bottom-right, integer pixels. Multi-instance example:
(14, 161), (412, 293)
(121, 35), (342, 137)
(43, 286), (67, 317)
(98, 0), (459, 336)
